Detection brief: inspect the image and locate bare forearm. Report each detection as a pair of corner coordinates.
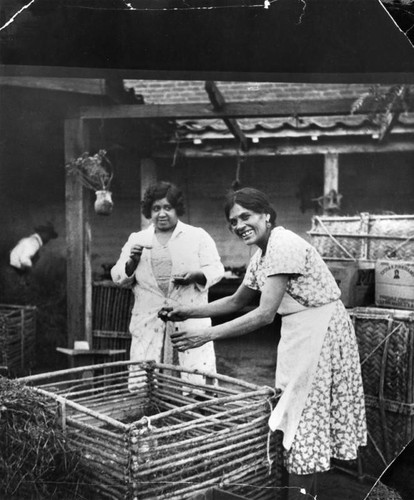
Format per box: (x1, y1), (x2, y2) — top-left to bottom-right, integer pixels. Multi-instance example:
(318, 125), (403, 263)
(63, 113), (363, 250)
(188, 295), (246, 318)
(208, 307), (274, 341)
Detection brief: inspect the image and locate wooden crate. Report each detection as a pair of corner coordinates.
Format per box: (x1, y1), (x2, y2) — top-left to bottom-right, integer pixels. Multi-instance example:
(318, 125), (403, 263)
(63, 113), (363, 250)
(92, 280), (134, 333)
(92, 281), (134, 361)
(20, 361), (283, 500)
(92, 330), (131, 361)
(350, 307), (414, 477)
(0, 304), (36, 376)
(308, 214), (414, 266)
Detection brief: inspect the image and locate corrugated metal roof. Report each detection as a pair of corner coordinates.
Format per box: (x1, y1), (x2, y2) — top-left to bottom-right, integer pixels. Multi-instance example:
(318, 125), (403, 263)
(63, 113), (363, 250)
(174, 113), (414, 140)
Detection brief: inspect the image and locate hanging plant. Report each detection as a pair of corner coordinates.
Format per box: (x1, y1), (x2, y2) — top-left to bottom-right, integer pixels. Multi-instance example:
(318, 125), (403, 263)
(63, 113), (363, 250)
(351, 84), (410, 141)
(65, 150), (114, 215)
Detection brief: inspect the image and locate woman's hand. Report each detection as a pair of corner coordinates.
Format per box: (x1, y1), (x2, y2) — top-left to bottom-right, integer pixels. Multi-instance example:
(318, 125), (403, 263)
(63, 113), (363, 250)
(172, 270), (206, 286)
(170, 327), (211, 351)
(125, 244), (151, 276)
(158, 305), (191, 322)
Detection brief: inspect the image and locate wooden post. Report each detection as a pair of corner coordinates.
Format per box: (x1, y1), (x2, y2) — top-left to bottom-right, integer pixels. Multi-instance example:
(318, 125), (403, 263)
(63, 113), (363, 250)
(140, 158), (157, 229)
(324, 152), (339, 195)
(64, 118), (92, 350)
(323, 152), (339, 215)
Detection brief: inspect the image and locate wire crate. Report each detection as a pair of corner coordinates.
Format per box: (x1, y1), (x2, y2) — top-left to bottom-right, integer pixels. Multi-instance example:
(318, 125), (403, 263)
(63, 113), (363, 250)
(308, 214), (414, 265)
(350, 307), (414, 477)
(0, 304), (36, 376)
(20, 361), (282, 500)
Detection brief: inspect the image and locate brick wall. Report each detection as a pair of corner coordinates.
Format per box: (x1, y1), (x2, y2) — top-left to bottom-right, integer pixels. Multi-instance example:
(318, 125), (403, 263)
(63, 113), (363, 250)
(94, 151), (414, 273)
(124, 80), (394, 104)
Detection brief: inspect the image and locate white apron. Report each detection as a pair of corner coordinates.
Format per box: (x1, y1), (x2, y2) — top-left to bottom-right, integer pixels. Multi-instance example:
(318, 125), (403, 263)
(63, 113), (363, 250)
(269, 293), (337, 450)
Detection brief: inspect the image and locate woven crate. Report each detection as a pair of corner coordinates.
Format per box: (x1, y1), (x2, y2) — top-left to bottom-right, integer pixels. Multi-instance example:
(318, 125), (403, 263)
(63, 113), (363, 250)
(92, 281), (134, 360)
(0, 304), (36, 376)
(308, 214), (414, 265)
(350, 307), (414, 477)
(93, 280), (134, 332)
(20, 361), (282, 500)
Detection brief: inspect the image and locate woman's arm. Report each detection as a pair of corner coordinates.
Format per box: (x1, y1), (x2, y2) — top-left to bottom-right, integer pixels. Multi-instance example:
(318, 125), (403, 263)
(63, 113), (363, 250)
(170, 274), (288, 350)
(161, 282), (259, 321)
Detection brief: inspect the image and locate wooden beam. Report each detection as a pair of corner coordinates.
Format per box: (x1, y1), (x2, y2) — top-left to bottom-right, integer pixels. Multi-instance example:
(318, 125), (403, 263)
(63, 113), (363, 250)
(324, 153), (339, 194)
(70, 98), (414, 120)
(204, 81), (249, 152)
(0, 77), (108, 95)
(154, 137), (414, 157)
(140, 158), (158, 229)
(64, 118), (92, 351)
(321, 152), (341, 214)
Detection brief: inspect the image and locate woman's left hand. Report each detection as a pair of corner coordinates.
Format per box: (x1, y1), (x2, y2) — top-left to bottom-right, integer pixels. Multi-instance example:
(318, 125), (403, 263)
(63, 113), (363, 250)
(170, 327), (211, 351)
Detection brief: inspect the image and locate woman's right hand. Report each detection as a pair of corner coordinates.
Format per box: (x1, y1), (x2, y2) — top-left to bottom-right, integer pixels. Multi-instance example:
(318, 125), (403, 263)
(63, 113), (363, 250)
(158, 305), (191, 322)
(125, 244), (149, 276)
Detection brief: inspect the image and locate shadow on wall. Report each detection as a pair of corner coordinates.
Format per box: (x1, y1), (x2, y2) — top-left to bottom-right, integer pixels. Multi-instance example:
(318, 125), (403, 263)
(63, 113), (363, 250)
(0, 249), (68, 374)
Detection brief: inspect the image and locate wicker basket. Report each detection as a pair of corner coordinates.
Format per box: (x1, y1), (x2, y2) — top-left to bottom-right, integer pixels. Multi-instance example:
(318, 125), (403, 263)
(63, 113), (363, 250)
(92, 281), (134, 360)
(0, 304), (36, 376)
(308, 214), (414, 265)
(350, 307), (414, 477)
(20, 361), (282, 500)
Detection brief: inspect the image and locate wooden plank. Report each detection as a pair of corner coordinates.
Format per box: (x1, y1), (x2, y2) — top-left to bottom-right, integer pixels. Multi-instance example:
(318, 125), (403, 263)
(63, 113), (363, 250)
(324, 152), (339, 194)
(85, 221), (93, 348)
(140, 158), (158, 229)
(154, 138), (414, 157)
(322, 152), (340, 215)
(64, 118), (92, 351)
(204, 81), (249, 152)
(71, 97), (414, 120)
(0, 77), (108, 95)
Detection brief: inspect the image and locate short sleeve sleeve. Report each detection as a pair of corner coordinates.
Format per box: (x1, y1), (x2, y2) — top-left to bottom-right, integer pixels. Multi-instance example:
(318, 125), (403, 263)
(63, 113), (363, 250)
(264, 229), (308, 277)
(243, 251), (261, 290)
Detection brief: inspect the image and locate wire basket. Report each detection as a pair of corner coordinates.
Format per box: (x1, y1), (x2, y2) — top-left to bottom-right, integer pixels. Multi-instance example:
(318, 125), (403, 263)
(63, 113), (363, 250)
(20, 361), (282, 500)
(350, 307), (414, 477)
(0, 304), (36, 376)
(308, 214), (414, 265)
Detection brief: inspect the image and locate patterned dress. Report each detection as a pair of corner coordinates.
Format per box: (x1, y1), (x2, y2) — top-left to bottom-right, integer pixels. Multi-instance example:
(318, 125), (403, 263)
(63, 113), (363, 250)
(244, 226), (367, 474)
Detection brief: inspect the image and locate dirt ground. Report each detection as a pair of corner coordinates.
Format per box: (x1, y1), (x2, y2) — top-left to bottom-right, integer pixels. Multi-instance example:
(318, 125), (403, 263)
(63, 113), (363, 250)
(213, 330), (411, 500)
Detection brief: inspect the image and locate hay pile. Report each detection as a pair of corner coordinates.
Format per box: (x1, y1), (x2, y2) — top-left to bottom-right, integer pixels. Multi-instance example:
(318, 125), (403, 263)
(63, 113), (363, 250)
(0, 376), (86, 499)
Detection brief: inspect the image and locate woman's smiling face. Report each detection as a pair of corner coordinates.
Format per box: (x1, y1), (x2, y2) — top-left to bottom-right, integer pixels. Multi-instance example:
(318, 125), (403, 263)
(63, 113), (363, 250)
(151, 197), (178, 232)
(228, 203), (269, 248)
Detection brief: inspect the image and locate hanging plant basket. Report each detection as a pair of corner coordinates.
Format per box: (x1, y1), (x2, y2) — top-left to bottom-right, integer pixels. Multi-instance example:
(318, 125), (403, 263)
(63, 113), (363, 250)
(66, 150), (115, 215)
(94, 190), (114, 216)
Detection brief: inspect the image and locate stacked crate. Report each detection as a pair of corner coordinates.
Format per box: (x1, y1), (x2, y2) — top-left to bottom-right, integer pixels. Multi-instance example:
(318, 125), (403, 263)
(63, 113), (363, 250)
(309, 213), (414, 477)
(350, 307), (414, 476)
(0, 304), (36, 376)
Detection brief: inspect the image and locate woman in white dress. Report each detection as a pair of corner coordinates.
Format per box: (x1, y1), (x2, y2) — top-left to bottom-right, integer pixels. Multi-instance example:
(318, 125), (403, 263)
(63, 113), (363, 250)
(160, 187), (367, 499)
(111, 181), (224, 386)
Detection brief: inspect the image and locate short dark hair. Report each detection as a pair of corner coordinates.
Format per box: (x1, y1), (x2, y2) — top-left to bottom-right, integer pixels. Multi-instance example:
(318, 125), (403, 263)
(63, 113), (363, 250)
(141, 181), (185, 219)
(224, 187), (277, 226)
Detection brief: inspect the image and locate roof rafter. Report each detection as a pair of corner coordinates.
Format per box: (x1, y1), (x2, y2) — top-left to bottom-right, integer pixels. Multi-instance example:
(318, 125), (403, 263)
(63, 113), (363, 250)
(204, 81), (249, 152)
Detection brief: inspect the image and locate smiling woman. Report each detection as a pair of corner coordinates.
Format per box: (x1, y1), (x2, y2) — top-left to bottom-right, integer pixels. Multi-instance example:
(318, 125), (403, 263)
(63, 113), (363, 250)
(160, 187), (367, 500)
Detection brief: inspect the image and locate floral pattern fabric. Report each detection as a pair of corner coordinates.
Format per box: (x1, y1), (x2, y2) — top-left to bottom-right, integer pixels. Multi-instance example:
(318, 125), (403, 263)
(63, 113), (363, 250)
(244, 227), (341, 307)
(285, 300), (367, 474)
(244, 227), (367, 473)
